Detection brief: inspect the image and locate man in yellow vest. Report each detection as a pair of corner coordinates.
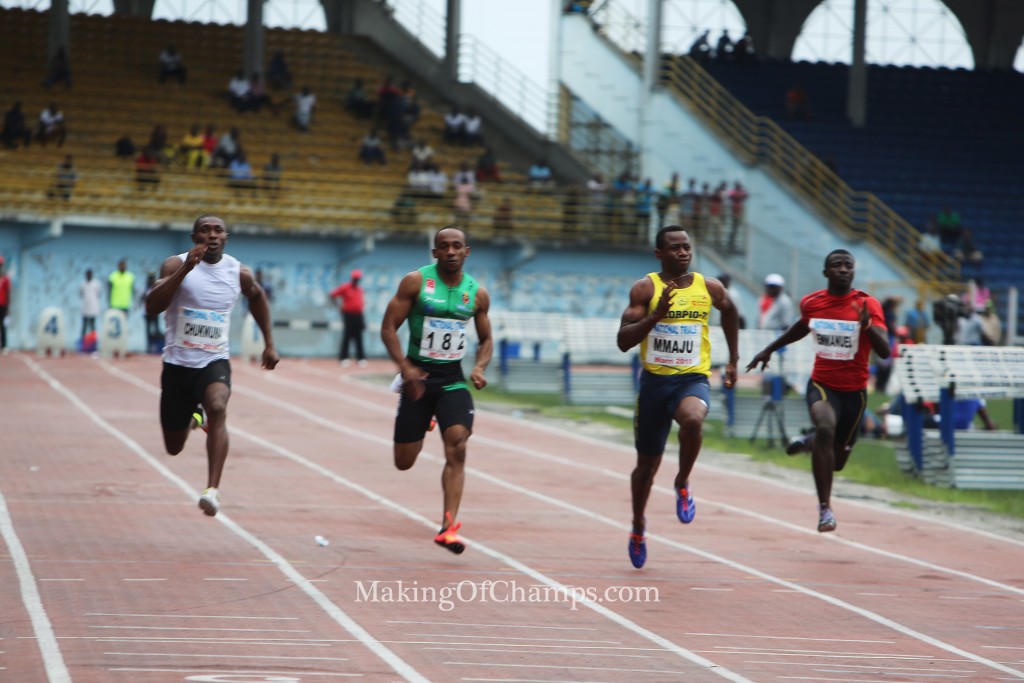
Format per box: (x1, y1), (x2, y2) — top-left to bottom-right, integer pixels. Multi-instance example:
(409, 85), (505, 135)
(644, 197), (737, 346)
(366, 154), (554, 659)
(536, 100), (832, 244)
(108, 259), (135, 315)
(617, 226), (740, 568)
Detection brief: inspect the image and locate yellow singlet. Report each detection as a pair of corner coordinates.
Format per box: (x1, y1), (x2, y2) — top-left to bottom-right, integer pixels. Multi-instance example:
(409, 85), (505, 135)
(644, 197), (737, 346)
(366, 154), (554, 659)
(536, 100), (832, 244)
(640, 271), (713, 376)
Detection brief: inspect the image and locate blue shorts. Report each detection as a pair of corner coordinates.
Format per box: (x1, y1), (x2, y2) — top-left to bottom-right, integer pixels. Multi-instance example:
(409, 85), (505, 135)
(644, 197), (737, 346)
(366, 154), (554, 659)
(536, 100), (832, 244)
(634, 371), (711, 456)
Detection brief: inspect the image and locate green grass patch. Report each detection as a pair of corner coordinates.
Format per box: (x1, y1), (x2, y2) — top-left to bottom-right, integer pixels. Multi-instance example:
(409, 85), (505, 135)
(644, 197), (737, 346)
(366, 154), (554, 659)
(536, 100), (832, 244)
(479, 388), (1024, 520)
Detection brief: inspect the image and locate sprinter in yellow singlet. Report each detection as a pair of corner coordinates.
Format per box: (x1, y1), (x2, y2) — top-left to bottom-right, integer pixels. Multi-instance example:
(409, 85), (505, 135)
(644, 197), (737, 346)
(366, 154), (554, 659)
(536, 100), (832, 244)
(617, 226), (740, 568)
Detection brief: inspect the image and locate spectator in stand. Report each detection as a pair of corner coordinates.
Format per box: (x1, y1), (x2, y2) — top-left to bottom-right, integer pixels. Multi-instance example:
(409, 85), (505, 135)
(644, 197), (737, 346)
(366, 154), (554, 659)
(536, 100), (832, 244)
(452, 162), (476, 193)
(179, 124), (205, 169)
(688, 30), (711, 64)
(358, 129), (386, 165)
(227, 153), (256, 193)
(43, 46), (72, 88)
(726, 181), (748, 253)
(444, 106), (467, 145)
(918, 218), (943, 263)
(227, 69), (251, 112)
(2, 102), (32, 149)
(694, 181), (712, 234)
(785, 83), (811, 121)
(212, 127), (241, 168)
(47, 154), (77, 200)
(148, 124), (174, 164)
(135, 148), (160, 189)
(493, 197), (515, 233)
(707, 181), (726, 245)
(464, 108), (483, 146)
(758, 273), (795, 332)
(680, 178), (699, 231)
(345, 78), (374, 118)
(37, 102), (66, 147)
(953, 228), (983, 265)
(611, 172), (635, 233)
(262, 153), (282, 197)
(407, 160), (431, 195)
(294, 86), (316, 131)
(158, 45), (187, 84)
(375, 75), (401, 122)
(266, 50), (292, 91)
(634, 177), (654, 237)
(734, 31), (755, 65)
(115, 134), (136, 158)
(386, 94), (411, 151)
(427, 163), (448, 197)
(475, 146), (501, 182)
(715, 29), (734, 61)
(964, 278), (992, 312)
(453, 179), (474, 223)
(400, 82), (421, 129)
(201, 124), (218, 167)
(410, 139), (434, 166)
(528, 159), (553, 189)
(247, 73), (272, 113)
(935, 206), (962, 250)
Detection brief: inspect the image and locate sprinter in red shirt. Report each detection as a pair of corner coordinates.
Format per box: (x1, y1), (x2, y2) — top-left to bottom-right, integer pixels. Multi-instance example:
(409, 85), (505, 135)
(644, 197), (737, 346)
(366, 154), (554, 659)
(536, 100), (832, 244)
(746, 249), (890, 533)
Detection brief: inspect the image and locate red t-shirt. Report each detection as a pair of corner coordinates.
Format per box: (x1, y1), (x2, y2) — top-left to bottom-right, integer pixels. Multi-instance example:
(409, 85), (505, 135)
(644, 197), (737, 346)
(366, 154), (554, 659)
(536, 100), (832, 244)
(799, 288), (886, 392)
(329, 281), (364, 314)
(0, 274), (10, 307)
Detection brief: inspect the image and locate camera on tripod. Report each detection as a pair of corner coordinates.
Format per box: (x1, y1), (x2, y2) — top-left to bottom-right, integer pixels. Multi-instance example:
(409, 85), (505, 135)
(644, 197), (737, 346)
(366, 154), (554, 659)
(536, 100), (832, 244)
(932, 294), (965, 344)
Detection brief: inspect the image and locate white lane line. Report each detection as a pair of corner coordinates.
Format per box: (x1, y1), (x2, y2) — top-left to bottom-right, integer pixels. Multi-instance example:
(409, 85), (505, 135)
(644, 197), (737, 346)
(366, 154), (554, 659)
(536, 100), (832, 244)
(122, 578), (166, 582)
(275, 366), (1024, 589)
(100, 360), (754, 682)
(224, 366), (1024, 681)
(106, 652), (348, 661)
(446, 662), (687, 674)
(856, 593), (899, 597)
(389, 621), (599, 631)
(109, 669), (361, 678)
(743, 660), (977, 673)
(403, 633), (623, 644)
(97, 639), (335, 647)
(88, 613), (299, 620)
(203, 578), (249, 581)
(425, 647), (654, 658)
(0, 480), (71, 683)
(690, 587), (734, 591)
(330, 365), (1024, 551)
(686, 633), (895, 644)
(90, 626), (310, 632)
(23, 357), (429, 683)
(39, 579), (84, 582)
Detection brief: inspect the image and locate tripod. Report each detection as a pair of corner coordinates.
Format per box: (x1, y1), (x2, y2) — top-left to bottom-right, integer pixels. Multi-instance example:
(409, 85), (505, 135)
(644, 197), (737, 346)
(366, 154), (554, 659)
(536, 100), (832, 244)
(750, 375), (789, 447)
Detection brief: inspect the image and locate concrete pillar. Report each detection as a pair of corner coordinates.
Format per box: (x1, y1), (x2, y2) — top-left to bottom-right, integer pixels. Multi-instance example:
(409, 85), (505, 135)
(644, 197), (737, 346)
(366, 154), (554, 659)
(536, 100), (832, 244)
(243, 0), (265, 82)
(444, 0), (461, 83)
(846, 0), (868, 128)
(640, 0), (662, 241)
(47, 0), (71, 62)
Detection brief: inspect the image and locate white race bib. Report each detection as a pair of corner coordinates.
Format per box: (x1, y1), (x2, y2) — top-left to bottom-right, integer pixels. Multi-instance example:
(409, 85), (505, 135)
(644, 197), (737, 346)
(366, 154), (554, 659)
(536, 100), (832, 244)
(420, 316), (467, 360)
(645, 322), (701, 367)
(809, 317), (859, 361)
(174, 307), (229, 353)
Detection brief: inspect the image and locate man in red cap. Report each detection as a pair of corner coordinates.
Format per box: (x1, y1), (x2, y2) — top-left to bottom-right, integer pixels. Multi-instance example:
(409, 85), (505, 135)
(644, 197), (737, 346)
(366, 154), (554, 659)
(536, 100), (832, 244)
(0, 256), (9, 354)
(330, 269), (366, 367)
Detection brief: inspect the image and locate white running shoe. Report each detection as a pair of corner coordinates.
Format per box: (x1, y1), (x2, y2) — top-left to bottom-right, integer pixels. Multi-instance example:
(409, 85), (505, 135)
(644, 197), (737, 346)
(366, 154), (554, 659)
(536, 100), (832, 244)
(198, 488), (221, 517)
(340, 359), (351, 368)
(357, 359), (368, 368)
(390, 373), (404, 393)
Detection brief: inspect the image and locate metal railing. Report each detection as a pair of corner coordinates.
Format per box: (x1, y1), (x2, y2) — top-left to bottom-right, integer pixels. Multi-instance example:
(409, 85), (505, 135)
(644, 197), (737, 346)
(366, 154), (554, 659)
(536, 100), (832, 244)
(656, 54), (959, 286)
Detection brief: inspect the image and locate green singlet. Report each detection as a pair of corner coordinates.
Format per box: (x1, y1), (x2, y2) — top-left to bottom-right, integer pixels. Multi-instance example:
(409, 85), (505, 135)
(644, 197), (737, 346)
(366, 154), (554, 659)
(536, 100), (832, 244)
(405, 264), (479, 391)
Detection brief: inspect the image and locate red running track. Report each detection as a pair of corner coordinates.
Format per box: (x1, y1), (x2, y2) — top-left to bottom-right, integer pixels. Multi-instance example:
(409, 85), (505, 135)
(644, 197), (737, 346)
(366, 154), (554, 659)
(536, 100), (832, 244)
(1, 352), (1023, 683)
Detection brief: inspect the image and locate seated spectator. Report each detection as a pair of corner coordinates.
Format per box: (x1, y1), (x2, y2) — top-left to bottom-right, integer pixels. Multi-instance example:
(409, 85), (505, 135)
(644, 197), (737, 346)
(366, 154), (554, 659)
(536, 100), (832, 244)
(359, 129), (386, 165)
(952, 228), (982, 265)
(400, 81), (421, 128)
(452, 162), (476, 193)
(785, 83), (810, 121)
(227, 153), (256, 192)
(345, 78), (374, 118)
(453, 180), (473, 221)
(715, 29), (734, 61)
(464, 108), (483, 146)
(935, 205), (962, 249)
(247, 73), (272, 113)
(201, 124), (218, 166)
(158, 45), (186, 84)
(443, 106), (467, 145)
(407, 160), (431, 194)
(212, 127), (241, 168)
(375, 75), (401, 122)
(493, 197), (514, 233)
(392, 192), (417, 226)
(227, 70), (251, 112)
(918, 219), (943, 260)
(135, 148), (160, 189)
(294, 86), (316, 131)
(688, 30), (711, 64)
(2, 102), (32, 149)
(262, 153), (282, 196)
(148, 124), (175, 164)
(427, 163), (448, 197)
(36, 102), (66, 147)
(475, 146), (501, 182)
(179, 124), (205, 169)
(114, 134), (135, 158)
(734, 31), (755, 64)
(266, 50), (292, 91)
(47, 155), (76, 200)
(43, 46), (72, 88)
(528, 159), (553, 189)
(410, 139), (434, 166)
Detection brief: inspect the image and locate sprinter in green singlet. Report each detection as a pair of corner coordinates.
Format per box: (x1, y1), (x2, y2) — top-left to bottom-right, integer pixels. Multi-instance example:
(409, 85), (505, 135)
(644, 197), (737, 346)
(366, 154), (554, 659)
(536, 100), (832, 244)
(617, 226), (740, 568)
(381, 226), (493, 554)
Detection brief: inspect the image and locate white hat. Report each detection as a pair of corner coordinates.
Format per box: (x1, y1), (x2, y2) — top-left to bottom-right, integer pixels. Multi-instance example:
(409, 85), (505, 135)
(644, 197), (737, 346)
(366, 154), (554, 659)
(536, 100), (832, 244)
(764, 273), (785, 287)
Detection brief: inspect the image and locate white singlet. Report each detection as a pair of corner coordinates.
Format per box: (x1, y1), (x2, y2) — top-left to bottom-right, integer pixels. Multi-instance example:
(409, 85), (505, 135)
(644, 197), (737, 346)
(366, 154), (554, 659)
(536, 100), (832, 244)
(163, 253), (242, 368)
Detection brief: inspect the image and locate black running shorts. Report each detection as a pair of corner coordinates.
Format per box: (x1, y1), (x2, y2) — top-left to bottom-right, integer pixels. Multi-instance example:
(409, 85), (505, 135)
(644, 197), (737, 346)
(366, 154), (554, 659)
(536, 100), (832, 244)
(160, 359), (232, 431)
